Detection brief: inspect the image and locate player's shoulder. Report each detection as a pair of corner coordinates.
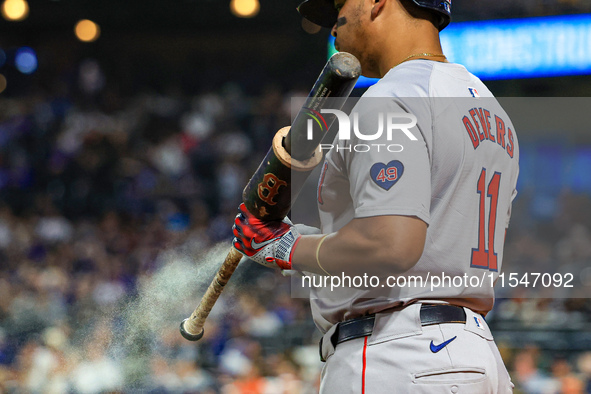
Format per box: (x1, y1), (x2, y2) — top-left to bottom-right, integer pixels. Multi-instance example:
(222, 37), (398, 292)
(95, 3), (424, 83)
(363, 61), (434, 98)
(364, 60), (494, 99)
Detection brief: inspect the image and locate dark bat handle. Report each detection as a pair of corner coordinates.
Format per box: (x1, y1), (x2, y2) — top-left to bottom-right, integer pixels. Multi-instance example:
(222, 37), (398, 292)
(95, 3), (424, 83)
(242, 52), (361, 221)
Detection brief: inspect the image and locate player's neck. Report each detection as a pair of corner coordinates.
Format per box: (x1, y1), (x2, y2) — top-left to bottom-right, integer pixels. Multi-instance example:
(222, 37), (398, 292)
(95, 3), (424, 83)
(378, 26), (445, 77)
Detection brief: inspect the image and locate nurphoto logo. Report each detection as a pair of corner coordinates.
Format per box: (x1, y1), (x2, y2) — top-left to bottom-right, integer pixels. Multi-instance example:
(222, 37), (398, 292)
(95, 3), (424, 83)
(304, 108), (419, 153)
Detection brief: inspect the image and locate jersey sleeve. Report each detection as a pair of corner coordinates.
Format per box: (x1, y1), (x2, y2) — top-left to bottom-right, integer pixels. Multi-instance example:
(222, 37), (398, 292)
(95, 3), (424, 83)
(342, 98), (432, 224)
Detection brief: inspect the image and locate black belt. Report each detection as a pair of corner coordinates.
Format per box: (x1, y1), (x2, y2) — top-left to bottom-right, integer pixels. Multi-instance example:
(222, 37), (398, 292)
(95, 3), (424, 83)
(320, 304), (467, 361)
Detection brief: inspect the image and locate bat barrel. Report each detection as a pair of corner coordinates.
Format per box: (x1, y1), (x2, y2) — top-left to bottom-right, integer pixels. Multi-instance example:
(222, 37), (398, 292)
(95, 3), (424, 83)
(285, 52), (361, 160)
(242, 53), (361, 221)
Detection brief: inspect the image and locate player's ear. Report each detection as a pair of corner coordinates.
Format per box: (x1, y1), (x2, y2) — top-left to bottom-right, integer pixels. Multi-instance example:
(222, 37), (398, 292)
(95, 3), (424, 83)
(371, 0), (387, 21)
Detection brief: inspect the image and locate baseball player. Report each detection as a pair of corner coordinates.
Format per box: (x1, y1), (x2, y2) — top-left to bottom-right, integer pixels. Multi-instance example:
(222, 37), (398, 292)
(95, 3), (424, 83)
(233, 0), (519, 392)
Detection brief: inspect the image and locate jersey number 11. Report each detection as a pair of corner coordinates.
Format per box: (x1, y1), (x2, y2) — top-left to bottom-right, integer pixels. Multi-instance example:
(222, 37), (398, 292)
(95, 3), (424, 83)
(471, 168), (501, 272)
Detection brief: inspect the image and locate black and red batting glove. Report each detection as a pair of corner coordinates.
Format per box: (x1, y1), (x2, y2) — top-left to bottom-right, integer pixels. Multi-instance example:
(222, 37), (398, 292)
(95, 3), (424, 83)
(232, 203), (301, 270)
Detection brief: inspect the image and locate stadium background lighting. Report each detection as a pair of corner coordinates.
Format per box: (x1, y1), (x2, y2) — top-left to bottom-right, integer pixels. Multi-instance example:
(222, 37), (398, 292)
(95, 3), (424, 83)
(329, 13), (591, 88)
(75, 19), (101, 42)
(15, 47), (37, 74)
(1, 0), (29, 21)
(230, 0), (260, 18)
(0, 74), (6, 93)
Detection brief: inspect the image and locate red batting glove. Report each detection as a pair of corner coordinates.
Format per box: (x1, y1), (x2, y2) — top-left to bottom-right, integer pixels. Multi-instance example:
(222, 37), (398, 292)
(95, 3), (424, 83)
(232, 203), (301, 270)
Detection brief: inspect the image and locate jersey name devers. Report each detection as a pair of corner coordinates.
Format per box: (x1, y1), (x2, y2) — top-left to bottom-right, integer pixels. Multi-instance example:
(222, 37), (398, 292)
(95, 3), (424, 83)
(462, 107), (515, 159)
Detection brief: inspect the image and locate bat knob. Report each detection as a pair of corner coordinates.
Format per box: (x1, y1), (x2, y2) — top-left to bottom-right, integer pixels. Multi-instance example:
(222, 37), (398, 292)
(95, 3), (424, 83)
(179, 318), (204, 341)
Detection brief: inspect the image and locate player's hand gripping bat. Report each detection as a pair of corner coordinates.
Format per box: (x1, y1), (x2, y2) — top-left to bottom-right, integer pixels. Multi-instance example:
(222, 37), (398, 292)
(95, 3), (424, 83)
(179, 52), (361, 341)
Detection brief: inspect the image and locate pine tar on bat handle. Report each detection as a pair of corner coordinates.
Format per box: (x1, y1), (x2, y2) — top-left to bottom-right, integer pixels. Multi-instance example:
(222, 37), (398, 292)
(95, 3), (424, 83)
(179, 53), (361, 341)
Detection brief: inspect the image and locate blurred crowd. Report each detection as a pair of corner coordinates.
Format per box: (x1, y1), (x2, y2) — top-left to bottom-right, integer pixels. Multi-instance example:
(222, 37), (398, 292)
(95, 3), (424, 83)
(0, 61), (591, 393)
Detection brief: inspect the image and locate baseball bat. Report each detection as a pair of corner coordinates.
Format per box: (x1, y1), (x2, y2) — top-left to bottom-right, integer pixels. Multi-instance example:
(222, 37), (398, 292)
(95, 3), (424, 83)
(179, 52), (361, 341)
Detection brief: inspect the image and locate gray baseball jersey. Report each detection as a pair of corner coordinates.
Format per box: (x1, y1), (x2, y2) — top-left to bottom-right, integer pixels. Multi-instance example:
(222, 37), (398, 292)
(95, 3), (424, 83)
(312, 60), (520, 333)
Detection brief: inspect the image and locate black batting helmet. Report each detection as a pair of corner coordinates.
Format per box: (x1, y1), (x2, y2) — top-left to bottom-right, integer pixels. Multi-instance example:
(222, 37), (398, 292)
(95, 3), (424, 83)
(297, 0), (452, 31)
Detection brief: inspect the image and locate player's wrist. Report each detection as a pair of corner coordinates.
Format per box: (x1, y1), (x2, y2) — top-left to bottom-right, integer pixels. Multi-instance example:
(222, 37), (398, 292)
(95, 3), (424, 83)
(291, 233), (333, 275)
(315, 234), (332, 276)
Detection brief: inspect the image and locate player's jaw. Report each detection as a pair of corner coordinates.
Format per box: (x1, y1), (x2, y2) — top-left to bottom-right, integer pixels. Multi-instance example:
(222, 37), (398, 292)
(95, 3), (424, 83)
(331, 0), (361, 52)
(332, 0), (381, 78)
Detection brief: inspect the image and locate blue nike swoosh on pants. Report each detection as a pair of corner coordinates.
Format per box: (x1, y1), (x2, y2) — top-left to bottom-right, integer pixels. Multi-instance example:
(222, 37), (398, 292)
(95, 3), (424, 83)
(429, 336), (457, 353)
